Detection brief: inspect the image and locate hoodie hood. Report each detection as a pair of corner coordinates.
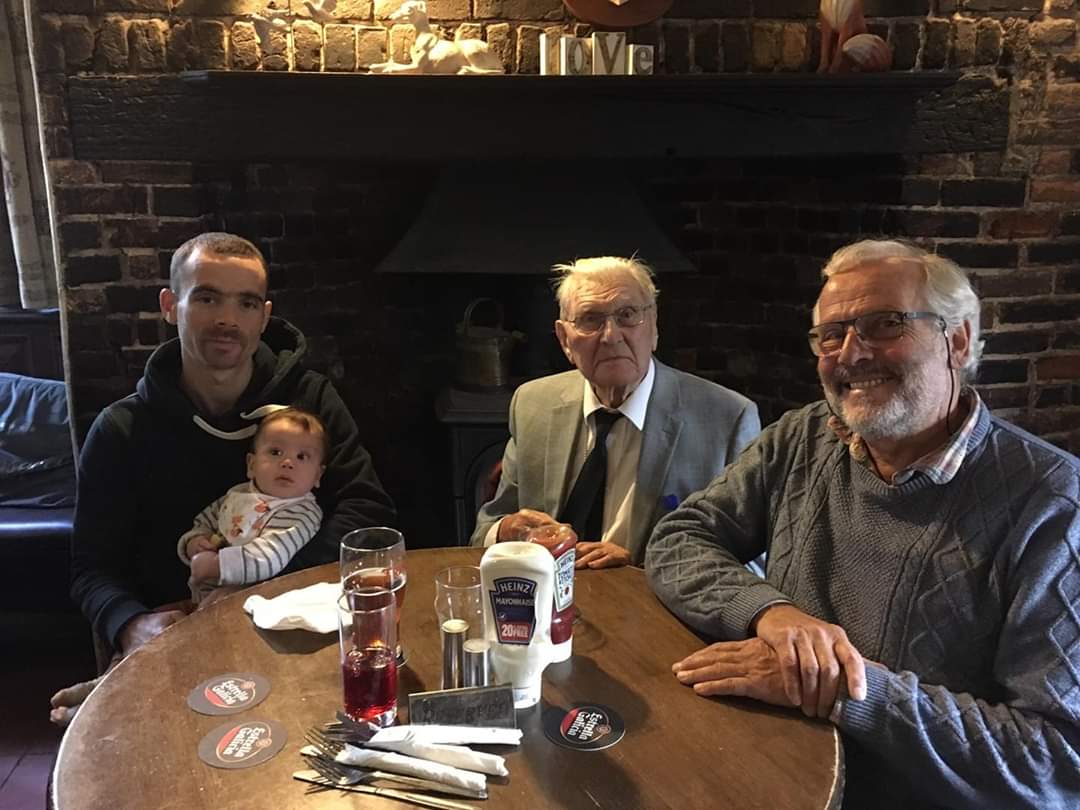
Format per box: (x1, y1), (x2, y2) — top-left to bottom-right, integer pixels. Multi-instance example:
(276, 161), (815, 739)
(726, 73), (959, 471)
(136, 316), (308, 440)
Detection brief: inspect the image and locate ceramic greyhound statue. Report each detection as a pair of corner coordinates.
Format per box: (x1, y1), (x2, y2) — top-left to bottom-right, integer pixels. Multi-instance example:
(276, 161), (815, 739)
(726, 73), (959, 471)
(369, 1), (505, 74)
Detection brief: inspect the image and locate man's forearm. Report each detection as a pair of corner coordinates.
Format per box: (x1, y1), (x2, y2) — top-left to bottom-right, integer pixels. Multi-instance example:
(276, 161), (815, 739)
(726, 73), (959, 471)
(471, 465), (519, 547)
(646, 493), (780, 639)
(71, 564), (149, 652)
(70, 412), (148, 652)
(834, 665), (1080, 805)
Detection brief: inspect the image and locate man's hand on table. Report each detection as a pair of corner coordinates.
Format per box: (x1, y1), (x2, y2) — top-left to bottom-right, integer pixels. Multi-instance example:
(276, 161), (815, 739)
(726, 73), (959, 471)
(497, 509), (559, 542)
(751, 604), (867, 717)
(576, 541), (631, 569)
(672, 638), (797, 707)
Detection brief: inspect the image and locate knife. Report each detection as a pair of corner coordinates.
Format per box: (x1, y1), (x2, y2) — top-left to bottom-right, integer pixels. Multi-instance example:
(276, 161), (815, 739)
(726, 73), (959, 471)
(299, 747), (487, 799)
(293, 770), (479, 809)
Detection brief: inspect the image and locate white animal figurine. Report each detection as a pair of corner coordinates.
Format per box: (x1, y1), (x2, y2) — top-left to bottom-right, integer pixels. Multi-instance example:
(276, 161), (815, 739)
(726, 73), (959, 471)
(818, 0), (867, 73)
(304, 0), (337, 23)
(250, 13), (288, 49)
(368, 1), (505, 74)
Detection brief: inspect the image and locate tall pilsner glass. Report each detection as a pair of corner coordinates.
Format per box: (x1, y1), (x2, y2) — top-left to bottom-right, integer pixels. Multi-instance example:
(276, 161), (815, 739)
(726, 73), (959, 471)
(341, 527), (408, 665)
(338, 589), (397, 726)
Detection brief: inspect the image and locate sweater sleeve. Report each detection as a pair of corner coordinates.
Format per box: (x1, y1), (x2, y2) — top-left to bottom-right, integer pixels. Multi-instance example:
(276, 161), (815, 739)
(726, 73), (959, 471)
(646, 421), (791, 640)
(288, 377), (396, 571)
(835, 494), (1080, 806)
(69, 408), (149, 651)
(218, 500), (323, 585)
(177, 496), (224, 564)
(470, 388), (522, 547)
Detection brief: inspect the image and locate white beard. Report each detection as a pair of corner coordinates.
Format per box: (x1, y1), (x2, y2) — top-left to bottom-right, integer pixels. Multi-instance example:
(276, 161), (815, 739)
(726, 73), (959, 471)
(824, 356), (945, 442)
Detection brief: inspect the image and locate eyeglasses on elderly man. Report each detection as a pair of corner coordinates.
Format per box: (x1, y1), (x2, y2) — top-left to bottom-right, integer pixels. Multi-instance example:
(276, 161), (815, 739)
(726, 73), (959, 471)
(806, 310), (945, 357)
(567, 304), (655, 335)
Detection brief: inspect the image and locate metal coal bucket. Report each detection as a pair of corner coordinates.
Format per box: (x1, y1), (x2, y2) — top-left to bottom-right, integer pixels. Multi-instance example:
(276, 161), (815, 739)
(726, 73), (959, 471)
(455, 298), (524, 390)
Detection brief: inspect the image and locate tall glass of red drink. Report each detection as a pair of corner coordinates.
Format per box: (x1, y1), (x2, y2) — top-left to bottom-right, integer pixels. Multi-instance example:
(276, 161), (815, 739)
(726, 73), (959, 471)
(337, 589), (397, 726)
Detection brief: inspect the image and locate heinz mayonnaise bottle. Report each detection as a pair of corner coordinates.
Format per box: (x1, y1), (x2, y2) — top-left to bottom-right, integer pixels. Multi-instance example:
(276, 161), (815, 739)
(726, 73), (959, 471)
(480, 542), (555, 709)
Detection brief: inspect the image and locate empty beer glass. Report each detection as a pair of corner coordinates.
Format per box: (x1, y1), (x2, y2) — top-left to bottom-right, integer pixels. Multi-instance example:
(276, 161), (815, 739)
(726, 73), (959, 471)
(341, 527), (407, 665)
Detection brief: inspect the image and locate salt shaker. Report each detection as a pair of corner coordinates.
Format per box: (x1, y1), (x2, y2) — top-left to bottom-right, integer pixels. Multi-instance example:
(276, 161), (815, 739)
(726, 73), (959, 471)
(441, 618), (468, 689)
(463, 638), (491, 687)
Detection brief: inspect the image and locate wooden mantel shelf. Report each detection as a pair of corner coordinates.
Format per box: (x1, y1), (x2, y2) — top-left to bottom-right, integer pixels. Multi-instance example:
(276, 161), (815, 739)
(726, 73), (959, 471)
(67, 71), (1006, 162)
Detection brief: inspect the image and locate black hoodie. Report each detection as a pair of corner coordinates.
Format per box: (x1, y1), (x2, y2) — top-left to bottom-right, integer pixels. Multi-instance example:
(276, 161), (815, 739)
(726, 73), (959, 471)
(70, 317), (396, 650)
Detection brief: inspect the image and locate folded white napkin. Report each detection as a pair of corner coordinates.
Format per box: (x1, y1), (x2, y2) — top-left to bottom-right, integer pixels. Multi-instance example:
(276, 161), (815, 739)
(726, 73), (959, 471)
(336, 746), (487, 794)
(371, 724), (522, 747)
(242, 581), (341, 634)
(367, 734), (507, 776)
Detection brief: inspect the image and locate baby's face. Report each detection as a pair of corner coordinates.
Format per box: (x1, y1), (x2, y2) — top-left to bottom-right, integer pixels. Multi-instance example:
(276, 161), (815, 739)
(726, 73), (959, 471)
(247, 420), (324, 499)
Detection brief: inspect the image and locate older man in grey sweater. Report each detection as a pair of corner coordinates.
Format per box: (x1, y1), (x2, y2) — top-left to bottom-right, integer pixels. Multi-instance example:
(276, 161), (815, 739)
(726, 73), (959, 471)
(646, 240), (1080, 808)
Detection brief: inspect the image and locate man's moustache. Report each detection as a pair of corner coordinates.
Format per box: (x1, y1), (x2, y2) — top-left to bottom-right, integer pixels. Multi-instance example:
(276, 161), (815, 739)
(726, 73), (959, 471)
(831, 364), (890, 383)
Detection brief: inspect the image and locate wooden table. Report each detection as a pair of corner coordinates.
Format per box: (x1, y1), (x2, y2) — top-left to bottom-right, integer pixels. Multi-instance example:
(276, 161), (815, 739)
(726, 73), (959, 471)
(53, 548), (843, 809)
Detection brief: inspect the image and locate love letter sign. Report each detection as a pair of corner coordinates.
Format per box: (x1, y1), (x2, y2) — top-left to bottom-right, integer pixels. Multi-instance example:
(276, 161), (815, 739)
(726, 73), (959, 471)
(540, 32), (654, 76)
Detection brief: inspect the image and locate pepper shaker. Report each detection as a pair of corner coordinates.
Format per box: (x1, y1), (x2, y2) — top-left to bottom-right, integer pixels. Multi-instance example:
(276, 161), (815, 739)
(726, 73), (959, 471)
(441, 618), (469, 689)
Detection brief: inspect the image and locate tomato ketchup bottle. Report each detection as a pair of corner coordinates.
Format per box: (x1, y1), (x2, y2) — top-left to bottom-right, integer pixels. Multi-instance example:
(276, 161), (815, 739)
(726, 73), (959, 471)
(525, 523), (578, 663)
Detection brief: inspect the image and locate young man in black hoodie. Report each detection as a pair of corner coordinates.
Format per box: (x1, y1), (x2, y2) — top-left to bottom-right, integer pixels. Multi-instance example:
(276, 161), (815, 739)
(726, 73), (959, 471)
(67, 232), (395, 665)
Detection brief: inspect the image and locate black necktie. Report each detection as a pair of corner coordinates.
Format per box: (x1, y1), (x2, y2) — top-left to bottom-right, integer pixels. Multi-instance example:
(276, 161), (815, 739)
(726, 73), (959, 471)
(558, 410), (623, 542)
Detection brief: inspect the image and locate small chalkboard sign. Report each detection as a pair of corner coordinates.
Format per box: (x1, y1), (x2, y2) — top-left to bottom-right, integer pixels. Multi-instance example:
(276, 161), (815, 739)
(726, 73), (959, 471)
(408, 684), (516, 728)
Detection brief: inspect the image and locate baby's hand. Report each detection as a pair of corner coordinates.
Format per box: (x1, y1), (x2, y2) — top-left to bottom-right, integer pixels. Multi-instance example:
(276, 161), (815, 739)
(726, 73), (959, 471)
(185, 534), (219, 559)
(190, 550), (220, 584)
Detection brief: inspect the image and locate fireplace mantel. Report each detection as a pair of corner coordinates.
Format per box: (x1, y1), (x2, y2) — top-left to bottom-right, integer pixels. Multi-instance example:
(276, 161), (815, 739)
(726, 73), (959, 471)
(67, 71), (1006, 162)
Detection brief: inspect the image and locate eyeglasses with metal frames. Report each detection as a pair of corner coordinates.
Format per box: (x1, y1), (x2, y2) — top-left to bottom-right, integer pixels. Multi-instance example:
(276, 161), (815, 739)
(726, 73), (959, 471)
(807, 310), (944, 357)
(568, 304), (655, 335)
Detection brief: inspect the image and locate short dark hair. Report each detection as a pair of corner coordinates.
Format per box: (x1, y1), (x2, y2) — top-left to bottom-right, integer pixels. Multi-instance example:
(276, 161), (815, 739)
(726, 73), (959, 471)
(254, 407), (329, 462)
(170, 232), (267, 293)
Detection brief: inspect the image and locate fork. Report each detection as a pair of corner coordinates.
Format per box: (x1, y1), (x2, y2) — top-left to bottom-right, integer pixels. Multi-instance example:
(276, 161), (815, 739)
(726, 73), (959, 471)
(295, 760), (478, 810)
(306, 754), (366, 785)
(306, 727), (345, 755)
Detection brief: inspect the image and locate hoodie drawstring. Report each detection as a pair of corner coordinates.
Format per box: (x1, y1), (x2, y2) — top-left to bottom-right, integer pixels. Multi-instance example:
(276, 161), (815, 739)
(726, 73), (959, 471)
(191, 404), (291, 441)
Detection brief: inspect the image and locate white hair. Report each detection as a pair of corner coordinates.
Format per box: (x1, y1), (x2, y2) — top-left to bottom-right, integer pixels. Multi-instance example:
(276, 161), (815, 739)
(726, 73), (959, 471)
(818, 239), (984, 382)
(552, 256), (659, 318)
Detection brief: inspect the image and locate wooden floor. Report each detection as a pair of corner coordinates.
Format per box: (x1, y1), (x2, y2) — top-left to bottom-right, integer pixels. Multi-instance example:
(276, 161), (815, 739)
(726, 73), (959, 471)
(0, 615), (96, 810)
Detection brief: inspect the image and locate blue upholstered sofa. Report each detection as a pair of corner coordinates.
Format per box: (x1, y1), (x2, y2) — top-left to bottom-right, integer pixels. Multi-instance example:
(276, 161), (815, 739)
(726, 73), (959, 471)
(0, 373), (76, 612)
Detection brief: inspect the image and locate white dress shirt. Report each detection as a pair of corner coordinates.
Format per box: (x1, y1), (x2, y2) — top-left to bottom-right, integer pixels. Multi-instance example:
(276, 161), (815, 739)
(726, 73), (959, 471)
(576, 358), (654, 548)
(484, 359), (655, 547)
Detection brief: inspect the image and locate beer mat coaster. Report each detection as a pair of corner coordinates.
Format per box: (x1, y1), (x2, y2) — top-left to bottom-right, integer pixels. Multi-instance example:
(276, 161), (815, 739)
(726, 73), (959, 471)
(188, 673), (270, 715)
(198, 719), (287, 769)
(542, 703), (625, 751)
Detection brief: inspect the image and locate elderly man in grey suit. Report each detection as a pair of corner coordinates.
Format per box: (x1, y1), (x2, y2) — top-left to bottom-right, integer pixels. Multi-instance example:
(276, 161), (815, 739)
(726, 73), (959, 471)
(470, 256), (760, 569)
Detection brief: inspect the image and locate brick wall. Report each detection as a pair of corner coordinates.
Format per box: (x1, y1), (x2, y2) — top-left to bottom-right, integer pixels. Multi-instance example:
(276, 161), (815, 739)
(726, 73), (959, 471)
(31, 0), (1080, 542)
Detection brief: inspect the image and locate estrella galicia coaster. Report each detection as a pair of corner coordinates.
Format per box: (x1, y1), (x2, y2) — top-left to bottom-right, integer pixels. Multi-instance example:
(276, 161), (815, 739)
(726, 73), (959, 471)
(197, 719), (287, 769)
(187, 673), (270, 716)
(542, 703), (625, 751)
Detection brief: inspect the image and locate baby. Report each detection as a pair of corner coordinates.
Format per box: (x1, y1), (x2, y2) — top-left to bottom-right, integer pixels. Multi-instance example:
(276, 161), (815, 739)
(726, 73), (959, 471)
(178, 407), (326, 603)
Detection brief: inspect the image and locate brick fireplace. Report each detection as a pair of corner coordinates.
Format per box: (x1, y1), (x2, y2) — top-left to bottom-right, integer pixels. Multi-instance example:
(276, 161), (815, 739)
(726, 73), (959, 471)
(30, 0), (1080, 546)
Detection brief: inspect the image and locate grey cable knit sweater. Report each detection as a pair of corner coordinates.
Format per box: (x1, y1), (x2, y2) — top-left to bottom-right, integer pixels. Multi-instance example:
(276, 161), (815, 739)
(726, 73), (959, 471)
(646, 401), (1080, 809)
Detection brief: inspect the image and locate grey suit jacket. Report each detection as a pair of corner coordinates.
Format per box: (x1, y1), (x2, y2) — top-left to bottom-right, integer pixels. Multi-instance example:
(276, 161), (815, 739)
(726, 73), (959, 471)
(470, 360), (761, 565)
